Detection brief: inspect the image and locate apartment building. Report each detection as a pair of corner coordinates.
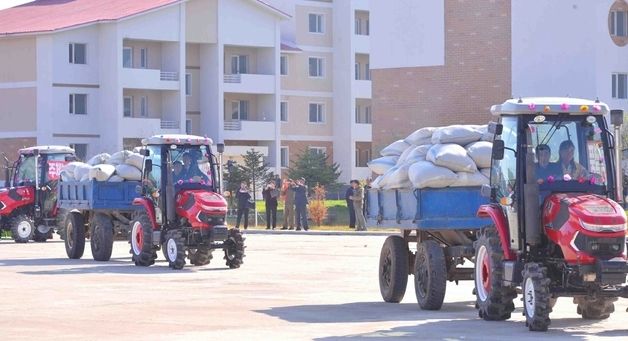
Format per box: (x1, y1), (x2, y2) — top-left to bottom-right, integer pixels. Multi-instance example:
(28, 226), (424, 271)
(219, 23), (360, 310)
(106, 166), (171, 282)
(370, 0), (628, 152)
(270, 0), (372, 182)
(0, 0), (287, 172)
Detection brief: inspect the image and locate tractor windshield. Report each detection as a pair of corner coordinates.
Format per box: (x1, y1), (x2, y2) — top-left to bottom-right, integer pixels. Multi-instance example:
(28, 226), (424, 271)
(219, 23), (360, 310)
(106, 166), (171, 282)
(528, 115), (609, 193)
(169, 145), (215, 190)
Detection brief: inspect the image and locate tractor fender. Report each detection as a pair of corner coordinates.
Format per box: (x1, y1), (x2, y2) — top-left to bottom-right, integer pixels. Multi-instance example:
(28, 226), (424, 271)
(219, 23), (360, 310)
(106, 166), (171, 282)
(477, 204), (515, 260)
(132, 198), (158, 230)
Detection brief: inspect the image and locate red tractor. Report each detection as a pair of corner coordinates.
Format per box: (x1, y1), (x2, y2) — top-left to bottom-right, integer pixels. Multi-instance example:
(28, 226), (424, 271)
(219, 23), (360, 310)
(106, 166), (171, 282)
(0, 146), (75, 242)
(474, 98), (628, 331)
(130, 134), (244, 269)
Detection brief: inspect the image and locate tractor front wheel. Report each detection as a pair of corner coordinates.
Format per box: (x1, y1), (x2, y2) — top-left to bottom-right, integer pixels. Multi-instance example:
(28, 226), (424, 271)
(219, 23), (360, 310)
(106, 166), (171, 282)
(522, 263), (552, 332)
(224, 228), (245, 269)
(164, 229), (186, 270)
(575, 296), (616, 320)
(130, 211), (157, 267)
(10, 214), (34, 243)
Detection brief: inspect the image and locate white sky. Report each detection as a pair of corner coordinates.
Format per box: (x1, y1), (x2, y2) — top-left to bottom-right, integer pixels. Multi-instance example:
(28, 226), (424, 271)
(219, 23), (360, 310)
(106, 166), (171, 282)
(0, 0), (33, 10)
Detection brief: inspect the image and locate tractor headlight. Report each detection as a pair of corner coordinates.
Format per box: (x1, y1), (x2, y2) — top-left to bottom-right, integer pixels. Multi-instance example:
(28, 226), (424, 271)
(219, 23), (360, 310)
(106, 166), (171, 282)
(579, 219), (626, 233)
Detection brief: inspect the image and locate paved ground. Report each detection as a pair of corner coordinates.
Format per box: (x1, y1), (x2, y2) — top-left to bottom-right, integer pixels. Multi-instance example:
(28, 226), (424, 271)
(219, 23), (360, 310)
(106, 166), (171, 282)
(0, 233), (627, 340)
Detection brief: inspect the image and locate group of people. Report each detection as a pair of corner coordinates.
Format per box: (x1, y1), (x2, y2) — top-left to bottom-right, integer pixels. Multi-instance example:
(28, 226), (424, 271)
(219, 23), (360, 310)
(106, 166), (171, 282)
(345, 180), (367, 231)
(536, 140), (588, 181)
(234, 177), (309, 230)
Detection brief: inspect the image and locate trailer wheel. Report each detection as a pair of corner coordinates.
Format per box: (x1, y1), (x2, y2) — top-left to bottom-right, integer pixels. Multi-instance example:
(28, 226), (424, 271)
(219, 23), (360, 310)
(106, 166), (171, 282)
(90, 213), (114, 261)
(522, 262), (551, 331)
(414, 240), (447, 310)
(189, 247), (213, 266)
(575, 297), (616, 320)
(164, 229), (186, 270)
(130, 211), (157, 267)
(474, 226), (516, 320)
(65, 212), (85, 259)
(224, 228), (245, 269)
(10, 214), (34, 243)
(379, 235), (410, 303)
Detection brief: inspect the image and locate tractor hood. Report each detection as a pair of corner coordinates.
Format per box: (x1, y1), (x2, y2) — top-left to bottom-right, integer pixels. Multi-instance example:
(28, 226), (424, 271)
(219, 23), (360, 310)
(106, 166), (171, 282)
(176, 190), (227, 228)
(545, 193), (626, 228)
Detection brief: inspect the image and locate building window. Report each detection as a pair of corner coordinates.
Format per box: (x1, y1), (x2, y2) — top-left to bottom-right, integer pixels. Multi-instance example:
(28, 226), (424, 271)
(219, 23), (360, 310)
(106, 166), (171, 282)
(611, 10), (628, 37)
(186, 119), (192, 134)
(231, 100), (249, 120)
(185, 73), (192, 96)
(309, 147), (326, 156)
(69, 43), (86, 64)
(365, 63), (371, 80)
(309, 57), (323, 77)
(140, 96), (148, 117)
(355, 17), (362, 35)
(308, 13), (323, 33)
(69, 94), (87, 115)
(612, 73), (627, 99)
(231, 55), (248, 74)
(123, 47), (133, 68)
(280, 55), (288, 75)
(365, 106), (372, 123)
(123, 96), (133, 117)
(280, 147), (289, 168)
(366, 19), (370, 35)
(280, 101), (288, 122)
(309, 103), (324, 123)
(140, 48), (148, 68)
(355, 148), (371, 167)
(355, 105), (361, 123)
(69, 144), (87, 161)
(355, 62), (360, 80)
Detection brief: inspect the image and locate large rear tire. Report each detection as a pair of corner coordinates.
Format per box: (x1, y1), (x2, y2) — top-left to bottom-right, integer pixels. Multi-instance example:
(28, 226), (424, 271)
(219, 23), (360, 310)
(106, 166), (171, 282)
(65, 212), (86, 259)
(414, 240), (447, 310)
(474, 226), (517, 320)
(90, 213), (114, 261)
(575, 297), (616, 320)
(379, 235), (410, 303)
(522, 263), (551, 332)
(130, 211), (157, 267)
(224, 228), (245, 269)
(164, 229), (186, 270)
(10, 214), (34, 243)
(33, 225), (51, 242)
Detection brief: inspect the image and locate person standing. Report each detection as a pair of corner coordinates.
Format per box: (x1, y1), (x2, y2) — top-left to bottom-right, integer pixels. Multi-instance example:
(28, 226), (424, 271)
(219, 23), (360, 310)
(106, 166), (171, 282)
(262, 181), (279, 230)
(349, 180), (367, 231)
(281, 179), (295, 230)
(235, 182), (251, 230)
(345, 184), (356, 229)
(293, 178), (309, 231)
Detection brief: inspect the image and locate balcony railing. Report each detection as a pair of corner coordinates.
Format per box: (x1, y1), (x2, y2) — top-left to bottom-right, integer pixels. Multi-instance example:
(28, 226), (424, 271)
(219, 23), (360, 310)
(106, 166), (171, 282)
(160, 120), (180, 129)
(160, 71), (179, 81)
(224, 74), (241, 83)
(224, 121), (242, 130)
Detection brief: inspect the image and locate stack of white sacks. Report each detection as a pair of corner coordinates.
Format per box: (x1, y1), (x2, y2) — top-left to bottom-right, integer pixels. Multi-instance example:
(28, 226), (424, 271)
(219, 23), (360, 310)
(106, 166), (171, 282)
(368, 125), (493, 189)
(60, 151), (144, 182)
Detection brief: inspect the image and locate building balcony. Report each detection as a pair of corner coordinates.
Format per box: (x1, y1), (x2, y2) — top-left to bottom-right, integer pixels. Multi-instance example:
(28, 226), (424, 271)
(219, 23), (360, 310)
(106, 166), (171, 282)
(120, 117), (181, 138)
(354, 80), (372, 99)
(222, 119), (276, 141)
(353, 0), (370, 11)
(353, 34), (370, 54)
(354, 122), (372, 142)
(223, 73), (275, 94)
(121, 68), (179, 91)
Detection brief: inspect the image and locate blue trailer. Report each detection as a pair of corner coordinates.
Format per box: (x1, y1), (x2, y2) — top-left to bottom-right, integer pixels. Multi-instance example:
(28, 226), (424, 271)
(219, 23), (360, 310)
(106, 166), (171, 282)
(57, 180), (141, 261)
(365, 186), (489, 310)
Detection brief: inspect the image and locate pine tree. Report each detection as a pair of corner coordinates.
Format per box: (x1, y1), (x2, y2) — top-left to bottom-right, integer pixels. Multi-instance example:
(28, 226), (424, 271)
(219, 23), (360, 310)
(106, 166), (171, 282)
(288, 150), (341, 192)
(238, 149), (273, 201)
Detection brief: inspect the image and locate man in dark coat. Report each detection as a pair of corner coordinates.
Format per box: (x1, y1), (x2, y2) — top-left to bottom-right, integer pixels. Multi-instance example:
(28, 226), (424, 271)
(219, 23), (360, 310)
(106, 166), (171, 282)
(293, 178), (309, 231)
(235, 182), (251, 230)
(262, 181), (278, 230)
(345, 185), (356, 229)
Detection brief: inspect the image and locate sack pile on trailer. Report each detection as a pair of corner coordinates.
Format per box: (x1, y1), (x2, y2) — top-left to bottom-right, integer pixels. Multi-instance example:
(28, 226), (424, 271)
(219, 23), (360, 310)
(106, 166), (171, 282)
(368, 124), (493, 189)
(59, 150), (144, 182)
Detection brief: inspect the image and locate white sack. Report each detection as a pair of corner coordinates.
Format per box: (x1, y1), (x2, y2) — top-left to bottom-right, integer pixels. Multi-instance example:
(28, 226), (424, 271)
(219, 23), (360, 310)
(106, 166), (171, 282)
(396, 145), (415, 165)
(61, 161), (84, 178)
(384, 163), (412, 189)
(115, 164), (142, 181)
(367, 156), (399, 175)
(87, 153), (111, 166)
(450, 171), (490, 187)
(427, 144), (477, 173)
(380, 140), (410, 157)
(480, 168), (491, 179)
(404, 127), (436, 145)
(125, 153), (144, 170)
(466, 141), (493, 169)
(431, 125), (483, 145)
(370, 175), (384, 189)
(79, 173), (90, 182)
(108, 175), (125, 182)
(408, 161), (458, 189)
(377, 165), (399, 188)
(405, 145), (431, 164)
(108, 150), (133, 166)
(89, 164), (116, 182)
(132, 146), (145, 154)
(72, 163), (92, 182)
(60, 170), (73, 182)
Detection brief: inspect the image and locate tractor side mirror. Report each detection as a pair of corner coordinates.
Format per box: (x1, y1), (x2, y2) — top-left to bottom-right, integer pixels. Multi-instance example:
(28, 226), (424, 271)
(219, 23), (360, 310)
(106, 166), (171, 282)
(140, 149), (150, 157)
(611, 109), (624, 126)
(488, 122), (503, 135)
(144, 159), (152, 173)
(492, 139), (505, 160)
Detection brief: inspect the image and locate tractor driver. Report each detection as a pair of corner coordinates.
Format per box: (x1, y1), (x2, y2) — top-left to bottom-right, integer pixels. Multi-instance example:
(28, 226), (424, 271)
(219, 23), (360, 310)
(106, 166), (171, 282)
(558, 140), (588, 179)
(181, 152), (209, 183)
(535, 144), (559, 182)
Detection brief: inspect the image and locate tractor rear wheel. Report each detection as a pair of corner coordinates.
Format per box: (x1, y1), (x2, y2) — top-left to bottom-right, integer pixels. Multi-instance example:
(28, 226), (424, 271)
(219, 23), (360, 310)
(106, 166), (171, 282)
(189, 247), (212, 266)
(90, 213), (114, 261)
(474, 226), (517, 321)
(414, 240), (447, 310)
(379, 235), (410, 303)
(130, 211), (157, 267)
(65, 212), (86, 259)
(224, 228), (245, 269)
(164, 229), (186, 270)
(10, 214), (34, 243)
(33, 225), (51, 242)
(522, 263), (551, 331)
(575, 297), (616, 320)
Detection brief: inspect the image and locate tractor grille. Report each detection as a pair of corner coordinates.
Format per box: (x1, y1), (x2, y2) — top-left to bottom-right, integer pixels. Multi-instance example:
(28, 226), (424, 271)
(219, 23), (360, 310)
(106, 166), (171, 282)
(198, 212), (225, 226)
(574, 233), (625, 260)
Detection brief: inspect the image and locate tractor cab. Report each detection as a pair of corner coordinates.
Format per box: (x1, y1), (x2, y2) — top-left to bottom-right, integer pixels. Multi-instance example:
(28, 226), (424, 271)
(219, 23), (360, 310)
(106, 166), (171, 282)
(0, 145), (75, 242)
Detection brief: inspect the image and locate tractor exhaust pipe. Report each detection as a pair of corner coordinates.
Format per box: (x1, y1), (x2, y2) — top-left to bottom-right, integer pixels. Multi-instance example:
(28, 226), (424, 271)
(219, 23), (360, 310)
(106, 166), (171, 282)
(611, 109), (624, 205)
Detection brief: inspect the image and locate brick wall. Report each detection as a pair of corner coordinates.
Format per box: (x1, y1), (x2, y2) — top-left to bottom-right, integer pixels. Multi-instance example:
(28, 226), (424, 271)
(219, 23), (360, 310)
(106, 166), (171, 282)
(372, 0), (511, 152)
(0, 137), (37, 183)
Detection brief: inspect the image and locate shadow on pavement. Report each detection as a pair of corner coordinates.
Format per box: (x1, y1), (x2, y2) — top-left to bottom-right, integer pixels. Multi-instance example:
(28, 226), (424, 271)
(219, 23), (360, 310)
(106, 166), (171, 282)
(256, 300), (477, 324)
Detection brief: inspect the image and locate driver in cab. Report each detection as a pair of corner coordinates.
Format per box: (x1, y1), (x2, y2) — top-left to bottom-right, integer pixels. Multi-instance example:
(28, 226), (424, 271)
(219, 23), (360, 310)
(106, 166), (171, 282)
(535, 144), (559, 182)
(179, 152), (209, 184)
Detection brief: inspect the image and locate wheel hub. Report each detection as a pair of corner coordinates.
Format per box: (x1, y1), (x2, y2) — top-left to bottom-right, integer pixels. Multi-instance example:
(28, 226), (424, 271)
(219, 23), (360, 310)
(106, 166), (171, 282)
(475, 245), (491, 301)
(131, 222), (143, 256)
(67, 222), (74, 248)
(17, 221), (32, 239)
(524, 277), (536, 318)
(382, 249), (392, 286)
(167, 238), (177, 261)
